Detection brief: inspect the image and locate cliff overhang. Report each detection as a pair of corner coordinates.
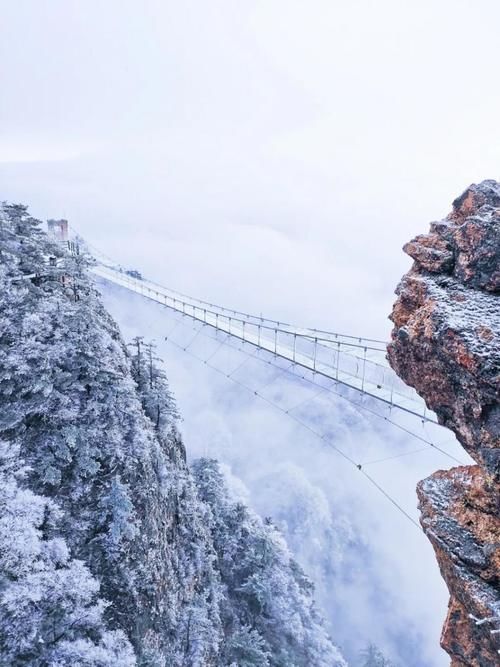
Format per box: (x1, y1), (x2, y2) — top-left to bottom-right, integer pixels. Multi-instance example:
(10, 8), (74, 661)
(388, 180), (500, 666)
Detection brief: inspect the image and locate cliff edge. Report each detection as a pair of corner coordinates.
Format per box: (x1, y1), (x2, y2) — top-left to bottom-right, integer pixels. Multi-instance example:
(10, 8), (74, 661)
(387, 180), (500, 666)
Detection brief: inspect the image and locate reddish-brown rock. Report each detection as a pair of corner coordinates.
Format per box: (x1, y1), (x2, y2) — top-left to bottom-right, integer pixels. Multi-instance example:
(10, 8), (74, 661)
(388, 180), (500, 665)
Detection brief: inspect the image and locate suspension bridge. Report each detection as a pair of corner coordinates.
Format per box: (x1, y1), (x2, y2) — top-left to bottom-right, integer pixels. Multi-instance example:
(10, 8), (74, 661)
(60, 229), (466, 529)
(90, 259), (435, 425)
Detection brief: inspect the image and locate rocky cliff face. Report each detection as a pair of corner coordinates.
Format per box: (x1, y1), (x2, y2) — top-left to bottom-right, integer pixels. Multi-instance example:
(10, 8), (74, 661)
(387, 180), (500, 666)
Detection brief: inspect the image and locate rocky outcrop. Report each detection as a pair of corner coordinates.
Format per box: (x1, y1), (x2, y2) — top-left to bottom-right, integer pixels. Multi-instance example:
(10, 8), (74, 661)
(387, 180), (500, 666)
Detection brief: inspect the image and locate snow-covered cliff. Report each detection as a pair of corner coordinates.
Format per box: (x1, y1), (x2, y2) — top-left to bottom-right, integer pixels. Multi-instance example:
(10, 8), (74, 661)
(0, 203), (344, 666)
(388, 181), (500, 666)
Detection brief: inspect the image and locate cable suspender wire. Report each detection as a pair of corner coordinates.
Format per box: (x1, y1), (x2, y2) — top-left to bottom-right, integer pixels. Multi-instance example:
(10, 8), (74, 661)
(227, 347), (261, 378)
(89, 256), (437, 425)
(170, 318), (465, 467)
(182, 326), (203, 351)
(273, 356), (465, 466)
(256, 361), (296, 392)
(285, 386), (329, 414)
(165, 335), (422, 531)
(376, 418), (465, 466)
(359, 470), (420, 529)
(167, 337), (357, 469)
(70, 230), (462, 533)
(204, 333), (232, 364)
(290, 370), (466, 466)
(361, 446), (431, 467)
(164, 317), (183, 340)
(75, 228), (388, 349)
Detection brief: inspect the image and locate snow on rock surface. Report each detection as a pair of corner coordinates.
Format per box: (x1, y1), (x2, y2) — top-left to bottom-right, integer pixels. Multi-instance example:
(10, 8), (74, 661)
(388, 181), (500, 666)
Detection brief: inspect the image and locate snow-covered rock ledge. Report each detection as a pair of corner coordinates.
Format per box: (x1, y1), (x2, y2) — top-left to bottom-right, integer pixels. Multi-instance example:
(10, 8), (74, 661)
(388, 181), (500, 666)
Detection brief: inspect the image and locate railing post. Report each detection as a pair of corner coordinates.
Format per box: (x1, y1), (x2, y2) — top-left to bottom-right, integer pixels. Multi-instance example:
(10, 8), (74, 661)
(293, 333), (297, 362)
(313, 337), (317, 372)
(274, 329), (277, 355)
(361, 347), (367, 392)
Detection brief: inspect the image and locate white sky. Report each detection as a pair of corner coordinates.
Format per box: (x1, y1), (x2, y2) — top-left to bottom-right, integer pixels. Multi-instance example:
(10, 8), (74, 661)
(2, 0), (499, 337)
(2, 2), (499, 664)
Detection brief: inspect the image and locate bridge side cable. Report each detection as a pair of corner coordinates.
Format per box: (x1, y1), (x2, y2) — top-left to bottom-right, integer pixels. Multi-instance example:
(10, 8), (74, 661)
(169, 316), (465, 467)
(165, 333), (421, 530)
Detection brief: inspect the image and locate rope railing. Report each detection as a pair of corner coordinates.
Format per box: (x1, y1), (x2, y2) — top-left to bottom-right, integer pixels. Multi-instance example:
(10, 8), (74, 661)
(59, 230), (435, 425)
(77, 234), (388, 351)
(90, 261), (437, 425)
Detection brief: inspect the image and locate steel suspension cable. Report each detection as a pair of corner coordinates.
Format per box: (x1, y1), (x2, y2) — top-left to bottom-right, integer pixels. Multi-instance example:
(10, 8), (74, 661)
(285, 386), (329, 414)
(227, 347), (261, 378)
(89, 256), (435, 424)
(166, 334), (421, 530)
(170, 316), (465, 467)
(201, 333), (232, 364)
(73, 228), (388, 347)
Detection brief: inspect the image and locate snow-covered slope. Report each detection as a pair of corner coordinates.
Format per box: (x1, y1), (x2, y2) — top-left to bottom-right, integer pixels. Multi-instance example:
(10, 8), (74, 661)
(0, 202), (344, 666)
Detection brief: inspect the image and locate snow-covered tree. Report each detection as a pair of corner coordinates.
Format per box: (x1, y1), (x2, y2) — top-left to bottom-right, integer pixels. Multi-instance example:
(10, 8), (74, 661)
(0, 203), (222, 665)
(0, 441), (135, 666)
(359, 643), (395, 666)
(0, 201), (347, 666)
(129, 338), (179, 430)
(128, 337), (184, 463)
(192, 458), (347, 667)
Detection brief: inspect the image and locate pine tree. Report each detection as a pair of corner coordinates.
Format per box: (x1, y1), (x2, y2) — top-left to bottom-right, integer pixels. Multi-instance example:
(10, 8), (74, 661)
(0, 203), (222, 665)
(192, 458), (347, 667)
(0, 441), (135, 666)
(128, 337), (182, 460)
(0, 201), (347, 667)
(359, 643), (395, 667)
